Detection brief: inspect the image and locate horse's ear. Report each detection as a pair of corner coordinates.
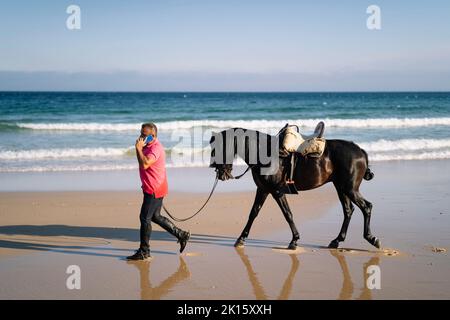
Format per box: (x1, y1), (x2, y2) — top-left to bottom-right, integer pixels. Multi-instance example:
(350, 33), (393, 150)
(209, 132), (217, 144)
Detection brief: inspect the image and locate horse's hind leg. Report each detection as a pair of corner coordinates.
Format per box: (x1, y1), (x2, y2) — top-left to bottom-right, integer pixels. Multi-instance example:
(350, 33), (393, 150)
(347, 190), (381, 249)
(235, 188), (268, 247)
(329, 188), (355, 249)
(273, 193), (300, 250)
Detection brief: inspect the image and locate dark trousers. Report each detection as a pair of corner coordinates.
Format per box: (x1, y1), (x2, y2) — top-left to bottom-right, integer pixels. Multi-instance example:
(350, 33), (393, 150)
(139, 192), (181, 253)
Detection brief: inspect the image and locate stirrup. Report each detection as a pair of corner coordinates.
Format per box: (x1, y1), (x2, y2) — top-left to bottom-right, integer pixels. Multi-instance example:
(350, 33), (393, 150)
(281, 179), (298, 195)
(282, 154), (298, 194)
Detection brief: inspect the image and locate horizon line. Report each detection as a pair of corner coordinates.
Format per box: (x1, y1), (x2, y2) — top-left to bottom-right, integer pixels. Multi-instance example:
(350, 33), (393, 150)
(1, 90), (450, 94)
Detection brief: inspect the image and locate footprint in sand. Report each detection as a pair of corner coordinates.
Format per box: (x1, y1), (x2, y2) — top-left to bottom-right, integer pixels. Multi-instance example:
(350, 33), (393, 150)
(337, 248), (355, 253)
(183, 252), (202, 257)
(272, 247), (306, 254)
(335, 247), (401, 257)
(382, 248), (400, 256)
(430, 247), (447, 253)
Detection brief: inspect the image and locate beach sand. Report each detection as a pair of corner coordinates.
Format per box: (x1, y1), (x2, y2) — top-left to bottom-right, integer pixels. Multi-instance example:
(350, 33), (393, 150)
(0, 160), (449, 299)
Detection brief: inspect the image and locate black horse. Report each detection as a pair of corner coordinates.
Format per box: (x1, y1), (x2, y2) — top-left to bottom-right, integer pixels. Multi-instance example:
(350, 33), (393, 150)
(209, 127), (380, 250)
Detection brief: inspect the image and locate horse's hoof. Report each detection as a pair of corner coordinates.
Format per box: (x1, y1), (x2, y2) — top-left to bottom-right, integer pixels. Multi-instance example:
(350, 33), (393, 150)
(366, 236), (381, 249)
(287, 242), (297, 250)
(372, 237), (381, 249)
(234, 238), (245, 247)
(328, 240), (339, 249)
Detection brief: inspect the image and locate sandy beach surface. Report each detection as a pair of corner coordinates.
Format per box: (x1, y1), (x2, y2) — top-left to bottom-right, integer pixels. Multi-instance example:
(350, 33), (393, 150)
(1, 160), (449, 299)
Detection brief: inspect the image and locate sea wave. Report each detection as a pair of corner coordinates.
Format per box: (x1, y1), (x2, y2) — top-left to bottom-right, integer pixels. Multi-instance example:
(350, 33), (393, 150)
(1, 138), (450, 161)
(0, 161), (217, 172)
(0, 164), (138, 173)
(13, 117), (450, 131)
(15, 122), (140, 131)
(0, 146), (209, 160)
(370, 151), (450, 161)
(0, 147), (134, 160)
(359, 138), (450, 152)
(1, 151), (449, 172)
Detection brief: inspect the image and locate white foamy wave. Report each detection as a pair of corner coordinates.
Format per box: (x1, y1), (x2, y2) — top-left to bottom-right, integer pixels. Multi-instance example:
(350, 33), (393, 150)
(16, 117), (450, 131)
(2, 138), (450, 172)
(359, 138), (450, 152)
(168, 139), (450, 157)
(2, 138), (448, 161)
(0, 152), (448, 172)
(0, 147), (133, 160)
(16, 123), (140, 131)
(159, 117), (450, 130)
(371, 151), (450, 161)
(0, 158), (245, 172)
(168, 158), (246, 168)
(0, 164), (137, 173)
(0, 146), (211, 161)
(169, 146), (209, 154)
(0, 161), (215, 172)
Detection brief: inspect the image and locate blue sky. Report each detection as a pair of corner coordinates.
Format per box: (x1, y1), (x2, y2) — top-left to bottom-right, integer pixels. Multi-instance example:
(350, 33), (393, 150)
(0, 0), (449, 91)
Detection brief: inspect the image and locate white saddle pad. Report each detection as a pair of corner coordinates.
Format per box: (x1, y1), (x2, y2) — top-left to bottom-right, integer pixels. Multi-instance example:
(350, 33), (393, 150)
(282, 126), (326, 157)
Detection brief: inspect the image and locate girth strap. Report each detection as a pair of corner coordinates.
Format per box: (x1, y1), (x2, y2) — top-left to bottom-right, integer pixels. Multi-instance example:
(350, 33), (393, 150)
(288, 152), (296, 183)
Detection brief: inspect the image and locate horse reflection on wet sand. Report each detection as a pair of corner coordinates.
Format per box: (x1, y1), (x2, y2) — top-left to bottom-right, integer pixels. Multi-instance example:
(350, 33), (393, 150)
(236, 247), (380, 300)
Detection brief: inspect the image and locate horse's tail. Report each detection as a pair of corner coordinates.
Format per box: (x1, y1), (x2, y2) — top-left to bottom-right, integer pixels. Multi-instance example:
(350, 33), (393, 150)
(361, 148), (374, 181)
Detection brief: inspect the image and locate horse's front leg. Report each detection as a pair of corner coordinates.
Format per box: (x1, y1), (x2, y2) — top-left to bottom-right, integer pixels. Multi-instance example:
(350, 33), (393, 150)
(273, 193), (300, 249)
(328, 188), (354, 249)
(347, 190), (381, 249)
(235, 188), (269, 247)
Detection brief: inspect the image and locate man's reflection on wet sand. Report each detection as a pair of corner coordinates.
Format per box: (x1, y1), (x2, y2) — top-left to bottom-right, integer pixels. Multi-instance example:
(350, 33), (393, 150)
(236, 247), (380, 300)
(127, 256), (190, 300)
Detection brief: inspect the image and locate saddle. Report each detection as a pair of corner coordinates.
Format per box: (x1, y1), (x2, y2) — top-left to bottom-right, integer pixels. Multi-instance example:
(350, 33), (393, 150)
(280, 121), (326, 157)
(279, 121), (326, 195)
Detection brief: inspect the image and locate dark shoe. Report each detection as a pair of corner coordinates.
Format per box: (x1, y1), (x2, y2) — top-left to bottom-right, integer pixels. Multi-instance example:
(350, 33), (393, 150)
(177, 231), (190, 253)
(126, 249), (150, 260)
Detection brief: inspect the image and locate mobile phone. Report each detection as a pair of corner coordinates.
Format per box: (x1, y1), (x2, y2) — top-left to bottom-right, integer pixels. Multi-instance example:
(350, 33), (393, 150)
(145, 135), (154, 144)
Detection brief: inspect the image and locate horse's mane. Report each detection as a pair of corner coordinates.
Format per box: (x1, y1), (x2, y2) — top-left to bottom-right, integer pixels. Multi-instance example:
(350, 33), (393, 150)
(210, 127), (278, 165)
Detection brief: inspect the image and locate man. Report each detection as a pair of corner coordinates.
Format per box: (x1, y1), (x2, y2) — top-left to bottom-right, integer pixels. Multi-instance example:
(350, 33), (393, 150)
(127, 123), (190, 260)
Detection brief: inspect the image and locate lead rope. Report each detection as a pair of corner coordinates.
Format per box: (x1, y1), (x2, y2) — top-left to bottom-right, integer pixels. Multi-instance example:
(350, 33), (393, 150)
(163, 175), (219, 222)
(232, 164), (253, 179)
(163, 164), (254, 222)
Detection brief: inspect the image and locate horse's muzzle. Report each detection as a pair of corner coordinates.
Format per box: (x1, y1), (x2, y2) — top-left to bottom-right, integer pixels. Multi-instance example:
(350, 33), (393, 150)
(215, 168), (234, 181)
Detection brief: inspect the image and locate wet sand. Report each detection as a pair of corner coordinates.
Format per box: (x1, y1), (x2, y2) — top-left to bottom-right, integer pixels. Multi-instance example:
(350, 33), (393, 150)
(0, 160), (449, 299)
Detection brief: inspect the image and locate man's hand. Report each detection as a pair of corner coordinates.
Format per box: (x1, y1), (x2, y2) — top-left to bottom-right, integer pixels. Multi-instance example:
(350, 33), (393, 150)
(135, 137), (157, 169)
(135, 137), (146, 151)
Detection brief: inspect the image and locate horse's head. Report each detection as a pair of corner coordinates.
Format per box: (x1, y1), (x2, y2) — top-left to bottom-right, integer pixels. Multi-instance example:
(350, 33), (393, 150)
(210, 162), (234, 181)
(209, 132), (234, 181)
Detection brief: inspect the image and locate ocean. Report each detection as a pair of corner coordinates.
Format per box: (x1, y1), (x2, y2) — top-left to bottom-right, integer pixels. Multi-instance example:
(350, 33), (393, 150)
(1, 92), (450, 173)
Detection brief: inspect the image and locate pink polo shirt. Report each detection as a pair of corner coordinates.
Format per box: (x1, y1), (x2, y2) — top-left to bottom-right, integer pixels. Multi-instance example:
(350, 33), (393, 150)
(139, 139), (168, 198)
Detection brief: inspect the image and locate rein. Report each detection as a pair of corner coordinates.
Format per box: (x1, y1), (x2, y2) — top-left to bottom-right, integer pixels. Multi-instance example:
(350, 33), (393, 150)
(232, 164), (254, 179)
(163, 164), (254, 222)
(163, 174), (219, 222)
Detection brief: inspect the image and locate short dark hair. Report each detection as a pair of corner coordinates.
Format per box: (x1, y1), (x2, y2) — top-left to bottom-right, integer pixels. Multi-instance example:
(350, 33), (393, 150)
(141, 122), (158, 137)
